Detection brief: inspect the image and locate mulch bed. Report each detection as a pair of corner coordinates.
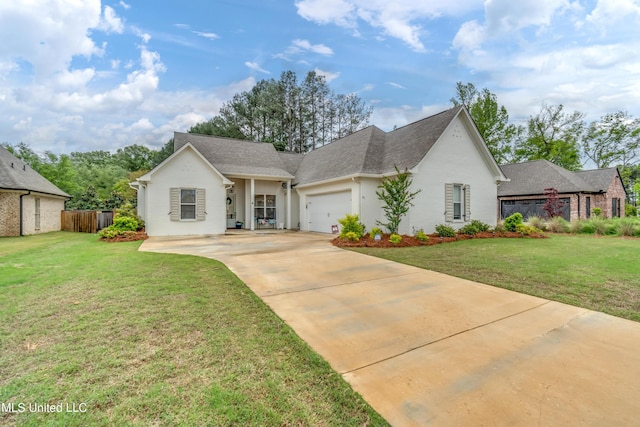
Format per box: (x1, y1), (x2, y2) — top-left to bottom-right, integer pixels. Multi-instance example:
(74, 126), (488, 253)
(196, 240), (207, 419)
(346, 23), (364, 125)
(100, 231), (149, 243)
(332, 231), (546, 248)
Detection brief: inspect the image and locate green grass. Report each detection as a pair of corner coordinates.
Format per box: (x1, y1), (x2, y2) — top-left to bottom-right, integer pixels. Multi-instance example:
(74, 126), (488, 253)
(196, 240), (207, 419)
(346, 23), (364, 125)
(353, 234), (640, 322)
(0, 232), (388, 426)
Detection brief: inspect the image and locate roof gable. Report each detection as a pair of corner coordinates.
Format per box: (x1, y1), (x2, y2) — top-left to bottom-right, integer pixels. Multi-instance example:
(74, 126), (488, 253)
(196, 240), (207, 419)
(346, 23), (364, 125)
(0, 145), (69, 197)
(575, 168), (625, 194)
(138, 142), (232, 185)
(174, 132), (294, 179)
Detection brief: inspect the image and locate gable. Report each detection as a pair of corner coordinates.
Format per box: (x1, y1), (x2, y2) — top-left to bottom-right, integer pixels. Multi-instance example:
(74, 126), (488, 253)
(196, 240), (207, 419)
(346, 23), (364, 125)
(139, 143), (232, 185)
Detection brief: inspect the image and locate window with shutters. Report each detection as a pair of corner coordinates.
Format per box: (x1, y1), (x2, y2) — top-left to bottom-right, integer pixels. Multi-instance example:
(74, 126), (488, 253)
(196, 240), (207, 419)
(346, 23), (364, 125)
(445, 183), (471, 222)
(171, 188), (206, 221)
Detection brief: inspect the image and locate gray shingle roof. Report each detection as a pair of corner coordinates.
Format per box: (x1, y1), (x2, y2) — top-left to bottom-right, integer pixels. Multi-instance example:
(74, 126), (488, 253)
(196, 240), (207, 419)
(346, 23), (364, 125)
(498, 160), (616, 196)
(575, 168), (622, 193)
(0, 145), (69, 197)
(174, 132), (294, 179)
(169, 106), (492, 186)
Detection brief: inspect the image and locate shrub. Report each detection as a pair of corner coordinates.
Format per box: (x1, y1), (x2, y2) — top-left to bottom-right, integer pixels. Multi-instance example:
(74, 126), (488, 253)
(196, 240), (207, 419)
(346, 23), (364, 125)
(435, 224), (456, 238)
(504, 212), (523, 232)
(515, 223), (539, 235)
(115, 202), (145, 230)
(493, 221), (506, 233)
(625, 204), (637, 217)
(592, 207), (602, 217)
(112, 216), (139, 232)
(369, 227), (383, 240)
(415, 229), (429, 242)
(546, 216), (569, 233)
(389, 234), (402, 244)
(338, 214), (364, 240)
(459, 219), (491, 235)
(527, 216), (546, 231)
(98, 228), (119, 239)
(343, 231), (361, 242)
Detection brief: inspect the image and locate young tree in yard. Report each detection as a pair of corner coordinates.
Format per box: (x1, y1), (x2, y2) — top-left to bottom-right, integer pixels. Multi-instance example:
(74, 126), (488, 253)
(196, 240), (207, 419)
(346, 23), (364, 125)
(376, 167), (421, 234)
(542, 187), (565, 219)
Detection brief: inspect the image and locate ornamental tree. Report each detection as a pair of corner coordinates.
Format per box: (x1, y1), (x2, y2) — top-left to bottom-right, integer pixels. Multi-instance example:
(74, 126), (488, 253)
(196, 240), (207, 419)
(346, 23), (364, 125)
(375, 167), (421, 234)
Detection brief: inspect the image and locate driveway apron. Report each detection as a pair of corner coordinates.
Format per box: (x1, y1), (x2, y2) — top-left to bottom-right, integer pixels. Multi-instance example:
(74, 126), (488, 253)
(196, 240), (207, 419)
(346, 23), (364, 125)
(140, 232), (640, 426)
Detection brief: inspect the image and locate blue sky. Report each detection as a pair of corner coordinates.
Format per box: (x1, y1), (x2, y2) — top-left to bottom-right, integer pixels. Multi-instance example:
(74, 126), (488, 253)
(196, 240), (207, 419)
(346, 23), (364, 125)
(1, 0), (639, 155)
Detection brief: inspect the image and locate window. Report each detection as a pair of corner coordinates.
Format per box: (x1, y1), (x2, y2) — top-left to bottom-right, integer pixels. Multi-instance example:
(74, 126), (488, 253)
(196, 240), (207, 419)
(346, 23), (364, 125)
(586, 197), (591, 219)
(170, 188), (206, 221)
(612, 198), (621, 218)
(453, 185), (462, 220)
(445, 183), (470, 222)
(181, 189), (196, 220)
(254, 194), (276, 221)
(35, 198), (41, 230)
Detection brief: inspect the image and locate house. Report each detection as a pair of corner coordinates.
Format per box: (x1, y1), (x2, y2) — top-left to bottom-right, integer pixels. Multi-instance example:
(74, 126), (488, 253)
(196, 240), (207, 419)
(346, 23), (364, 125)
(498, 160), (627, 221)
(0, 145), (70, 236)
(135, 106), (508, 236)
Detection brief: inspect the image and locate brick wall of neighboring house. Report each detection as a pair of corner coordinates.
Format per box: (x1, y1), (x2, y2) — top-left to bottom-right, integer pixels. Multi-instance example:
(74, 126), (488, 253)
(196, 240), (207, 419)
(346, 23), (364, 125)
(0, 191), (21, 236)
(21, 194), (65, 235)
(603, 173), (627, 218)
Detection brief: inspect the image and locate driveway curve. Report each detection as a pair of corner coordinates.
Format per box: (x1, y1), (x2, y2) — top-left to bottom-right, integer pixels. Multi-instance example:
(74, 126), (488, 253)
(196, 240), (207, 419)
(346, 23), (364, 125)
(140, 232), (640, 426)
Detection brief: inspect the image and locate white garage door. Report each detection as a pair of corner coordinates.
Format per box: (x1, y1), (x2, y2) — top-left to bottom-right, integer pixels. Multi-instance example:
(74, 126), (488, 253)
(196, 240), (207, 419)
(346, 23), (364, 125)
(308, 191), (352, 233)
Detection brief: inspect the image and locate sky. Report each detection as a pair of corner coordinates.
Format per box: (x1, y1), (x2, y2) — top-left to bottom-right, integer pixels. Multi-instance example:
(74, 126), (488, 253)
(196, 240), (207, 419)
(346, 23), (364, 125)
(0, 0), (639, 155)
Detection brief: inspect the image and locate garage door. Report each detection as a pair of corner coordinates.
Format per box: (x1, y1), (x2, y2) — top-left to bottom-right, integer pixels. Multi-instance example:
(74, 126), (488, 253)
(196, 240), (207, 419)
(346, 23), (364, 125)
(308, 191), (352, 233)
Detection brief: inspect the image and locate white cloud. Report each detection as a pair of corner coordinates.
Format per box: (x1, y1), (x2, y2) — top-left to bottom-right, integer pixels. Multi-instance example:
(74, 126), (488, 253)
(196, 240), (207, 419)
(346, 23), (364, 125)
(98, 5), (124, 34)
(295, 0), (478, 52)
(245, 61), (270, 74)
(291, 39), (334, 55)
(387, 82), (406, 89)
(313, 68), (340, 82)
(118, 1), (131, 10)
(585, 0), (640, 33)
(193, 31), (219, 40)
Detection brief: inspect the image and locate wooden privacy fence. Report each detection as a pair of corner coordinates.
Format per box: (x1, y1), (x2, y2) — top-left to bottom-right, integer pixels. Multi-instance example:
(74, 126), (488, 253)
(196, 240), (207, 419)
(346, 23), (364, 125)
(61, 210), (113, 233)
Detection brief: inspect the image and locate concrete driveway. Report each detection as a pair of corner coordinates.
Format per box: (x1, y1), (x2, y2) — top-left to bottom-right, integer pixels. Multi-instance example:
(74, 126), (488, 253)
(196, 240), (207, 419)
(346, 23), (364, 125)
(140, 232), (640, 426)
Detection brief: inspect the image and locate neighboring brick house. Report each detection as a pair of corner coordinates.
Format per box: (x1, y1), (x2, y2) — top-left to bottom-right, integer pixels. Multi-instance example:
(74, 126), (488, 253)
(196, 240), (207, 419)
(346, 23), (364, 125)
(0, 145), (69, 237)
(498, 160), (627, 221)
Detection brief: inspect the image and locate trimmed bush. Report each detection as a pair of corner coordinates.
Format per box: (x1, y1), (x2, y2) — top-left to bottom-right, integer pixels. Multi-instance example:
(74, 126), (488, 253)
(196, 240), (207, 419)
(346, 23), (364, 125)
(343, 231), (361, 242)
(515, 223), (539, 235)
(504, 212), (523, 232)
(435, 224), (456, 238)
(112, 216), (139, 231)
(415, 229), (429, 242)
(592, 207), (602, 217)
(338, 214), (364, 240)
(389, 234), (402, 244)
(369, 227), (383, 240)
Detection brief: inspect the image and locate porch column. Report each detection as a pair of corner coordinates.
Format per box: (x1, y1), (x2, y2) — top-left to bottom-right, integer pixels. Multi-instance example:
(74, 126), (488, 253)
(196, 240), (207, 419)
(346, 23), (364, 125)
(286, 179), (291, 230)
(250, 178), (255, 231)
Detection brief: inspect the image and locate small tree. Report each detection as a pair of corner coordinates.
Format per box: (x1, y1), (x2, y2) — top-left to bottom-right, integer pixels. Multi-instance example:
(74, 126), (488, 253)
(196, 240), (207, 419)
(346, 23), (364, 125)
(542, 187), (565, 219)
(375, 167), (421, 234)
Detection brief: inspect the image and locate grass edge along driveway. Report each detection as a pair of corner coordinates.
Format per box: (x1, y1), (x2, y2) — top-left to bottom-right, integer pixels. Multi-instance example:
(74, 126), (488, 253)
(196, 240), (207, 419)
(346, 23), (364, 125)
(0, 232), (388, 426)
(353, 234), (640, 322)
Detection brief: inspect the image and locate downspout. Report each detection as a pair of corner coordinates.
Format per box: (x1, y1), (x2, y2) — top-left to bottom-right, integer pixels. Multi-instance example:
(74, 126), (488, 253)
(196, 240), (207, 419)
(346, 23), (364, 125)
(19, 191), (31, 236)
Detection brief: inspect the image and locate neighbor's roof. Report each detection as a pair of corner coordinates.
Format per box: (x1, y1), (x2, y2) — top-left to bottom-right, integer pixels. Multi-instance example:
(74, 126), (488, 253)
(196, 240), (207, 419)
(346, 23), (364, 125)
(173, 132), (294, 179)
(498, 160), (619, 196)
(0, 145), (70, 197)
(576, 168), (625, 193)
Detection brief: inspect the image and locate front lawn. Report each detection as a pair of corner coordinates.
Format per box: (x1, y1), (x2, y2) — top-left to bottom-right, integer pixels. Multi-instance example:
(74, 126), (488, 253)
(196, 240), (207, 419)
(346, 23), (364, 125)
(353, 234), (640, 322)
(0, 232), (388, 426)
